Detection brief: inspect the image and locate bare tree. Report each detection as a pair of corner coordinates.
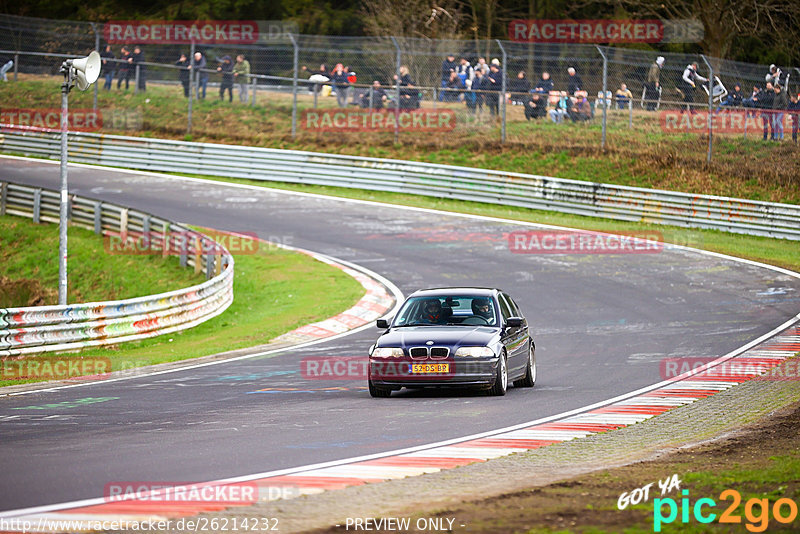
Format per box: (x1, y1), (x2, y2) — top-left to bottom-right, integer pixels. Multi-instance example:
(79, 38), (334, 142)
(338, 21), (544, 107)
(611, 0), (800, 61)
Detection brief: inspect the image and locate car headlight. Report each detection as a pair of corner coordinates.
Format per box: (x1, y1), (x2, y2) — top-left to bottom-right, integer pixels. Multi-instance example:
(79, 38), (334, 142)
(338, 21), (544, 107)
(455, 346), (495, 358)
(371, 347), (404, 358)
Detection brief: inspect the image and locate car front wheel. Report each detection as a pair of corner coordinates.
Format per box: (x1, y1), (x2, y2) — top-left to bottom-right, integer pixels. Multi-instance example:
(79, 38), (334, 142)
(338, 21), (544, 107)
(489, 353), (508, 396)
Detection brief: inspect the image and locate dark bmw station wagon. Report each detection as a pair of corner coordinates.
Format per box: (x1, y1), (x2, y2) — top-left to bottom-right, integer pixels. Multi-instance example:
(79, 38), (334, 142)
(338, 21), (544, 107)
(368, 288), (535, 397)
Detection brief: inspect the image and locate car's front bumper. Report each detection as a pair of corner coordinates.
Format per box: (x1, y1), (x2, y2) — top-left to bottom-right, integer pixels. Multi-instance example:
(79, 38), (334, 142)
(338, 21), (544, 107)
(368, 357), (499, 388)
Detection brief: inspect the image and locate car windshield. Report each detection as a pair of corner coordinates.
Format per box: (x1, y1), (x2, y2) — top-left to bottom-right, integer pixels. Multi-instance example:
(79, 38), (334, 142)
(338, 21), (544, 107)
(393, 295), (498, 327)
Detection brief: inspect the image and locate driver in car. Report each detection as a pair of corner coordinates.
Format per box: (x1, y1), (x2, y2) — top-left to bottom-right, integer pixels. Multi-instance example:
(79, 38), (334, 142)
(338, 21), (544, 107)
(471, 297), (493, 322)
(421, 299), (447, 324)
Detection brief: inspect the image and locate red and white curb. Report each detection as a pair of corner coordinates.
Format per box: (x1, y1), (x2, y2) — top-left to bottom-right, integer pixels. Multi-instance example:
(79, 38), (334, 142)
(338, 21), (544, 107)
(4, 321), (797, 531)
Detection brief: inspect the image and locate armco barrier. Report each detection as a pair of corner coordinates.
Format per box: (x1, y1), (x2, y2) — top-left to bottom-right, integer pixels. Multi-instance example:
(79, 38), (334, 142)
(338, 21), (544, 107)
(0, 181), (234, 357)
(1, 129), (799, 240)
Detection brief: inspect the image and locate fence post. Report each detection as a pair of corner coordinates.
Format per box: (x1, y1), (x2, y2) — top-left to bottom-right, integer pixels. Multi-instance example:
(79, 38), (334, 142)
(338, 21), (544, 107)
(391, 36), (401, 144)
(134, 64), (140, 94)
(596, 46), (608, 150)
(13, 52), (18, 81)
(0, 182), (6, 215)
(701, 55), (713, 164)
(369, 86), (374, 109)
(496, 40), (507, 143)
(251, 75), (256, 106)
(187, 41), (195, 134)
(288, 33), (299, 138)
(91, 22), (99, 111)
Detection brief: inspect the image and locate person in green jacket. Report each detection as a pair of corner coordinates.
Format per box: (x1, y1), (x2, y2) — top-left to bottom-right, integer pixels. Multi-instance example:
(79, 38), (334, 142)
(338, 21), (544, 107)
(233, 54), (251, 103)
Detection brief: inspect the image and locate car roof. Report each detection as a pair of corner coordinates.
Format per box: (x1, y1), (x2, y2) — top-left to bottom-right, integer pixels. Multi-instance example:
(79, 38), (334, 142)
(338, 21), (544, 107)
(408, 287), (502, 298)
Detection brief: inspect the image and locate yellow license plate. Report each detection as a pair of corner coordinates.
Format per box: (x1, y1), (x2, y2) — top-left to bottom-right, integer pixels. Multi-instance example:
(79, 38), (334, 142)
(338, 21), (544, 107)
(411, 363), (450, 374)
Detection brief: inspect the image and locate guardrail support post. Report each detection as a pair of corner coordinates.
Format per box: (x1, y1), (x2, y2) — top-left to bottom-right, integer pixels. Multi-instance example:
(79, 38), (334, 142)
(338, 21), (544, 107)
(93, 201), (102, 234)
(33, 189), (41, 223)
(288, 33), (299, 138)
(134, 64), (140, 95)
(0, 182), (7, 216)
(496, 39), (507, 144)
(205, 253), (214, 280)
(596, 46), (608, 150)
(701, 55), (713, 164)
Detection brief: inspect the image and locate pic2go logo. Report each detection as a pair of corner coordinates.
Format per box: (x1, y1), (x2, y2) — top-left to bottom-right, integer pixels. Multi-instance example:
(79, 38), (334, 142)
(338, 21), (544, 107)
(654, 489), (799, 532)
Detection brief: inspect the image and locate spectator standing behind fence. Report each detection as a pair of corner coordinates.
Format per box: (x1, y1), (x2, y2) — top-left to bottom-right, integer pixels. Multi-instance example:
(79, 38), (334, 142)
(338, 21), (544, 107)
(766, 64), (783, 88)
(679, 62), (707, 113)
(331, 63), (350, 108)
(394, 65), (418, 109)
(100, 45), (114, 90)
(486, 60), (503, 116)
(441, 54), (457, 88)
(190, 51), (208, 99)
(759, 82), (775, 141)
(301, 64), (328, 94)
(175, 54), (190, 97)
(130, 46), (145, 92)
(509, 71), (529, 105)
(456, 58), (474, 88)
(615, 83), (632, 109)
(772, 84), (787, 141)
(217, 55), (234, 102)
(644, 56), (664, 111)
(0, 53), (13, 82)
(475, 57), (489, 75)
(566, 67), (583, 96)
(116, 46), (131, 90)
(233, 54), (250, 102)
(788, 92), (800, 143)
(466, 68), (486, 113)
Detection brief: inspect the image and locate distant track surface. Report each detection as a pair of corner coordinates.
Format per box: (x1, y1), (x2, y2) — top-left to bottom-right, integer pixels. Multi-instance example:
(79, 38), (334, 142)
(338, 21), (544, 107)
(2, 156), (799, 512)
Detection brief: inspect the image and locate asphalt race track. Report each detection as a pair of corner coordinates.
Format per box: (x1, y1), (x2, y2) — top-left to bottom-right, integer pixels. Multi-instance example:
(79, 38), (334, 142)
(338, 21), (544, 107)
(2, 156), (800, 512)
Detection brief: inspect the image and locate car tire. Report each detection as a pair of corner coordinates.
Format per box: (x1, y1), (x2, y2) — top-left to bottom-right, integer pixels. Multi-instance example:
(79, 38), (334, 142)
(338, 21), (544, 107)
(368, 380), (392, 398)
(489, 352), (508, 396)
(514, 344), (536, 388)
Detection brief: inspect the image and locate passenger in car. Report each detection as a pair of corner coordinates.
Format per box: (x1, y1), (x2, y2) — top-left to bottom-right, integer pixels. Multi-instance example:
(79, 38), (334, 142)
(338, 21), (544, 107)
(421, 299), (447, 324)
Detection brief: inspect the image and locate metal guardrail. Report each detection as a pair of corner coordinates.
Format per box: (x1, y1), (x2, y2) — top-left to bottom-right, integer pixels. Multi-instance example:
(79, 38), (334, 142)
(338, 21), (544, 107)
(1, 128), (799, 240)
(0, 181), (234, 357)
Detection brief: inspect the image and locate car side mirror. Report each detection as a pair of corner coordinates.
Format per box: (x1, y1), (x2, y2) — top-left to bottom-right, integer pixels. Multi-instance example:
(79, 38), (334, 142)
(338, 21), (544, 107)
(506, 317), (524, 328)
(376, 319), (390, 329)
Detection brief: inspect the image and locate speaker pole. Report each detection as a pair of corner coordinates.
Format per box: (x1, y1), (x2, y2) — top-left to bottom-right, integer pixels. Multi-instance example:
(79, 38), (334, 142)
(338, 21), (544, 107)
(58, 60), (73, 305)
